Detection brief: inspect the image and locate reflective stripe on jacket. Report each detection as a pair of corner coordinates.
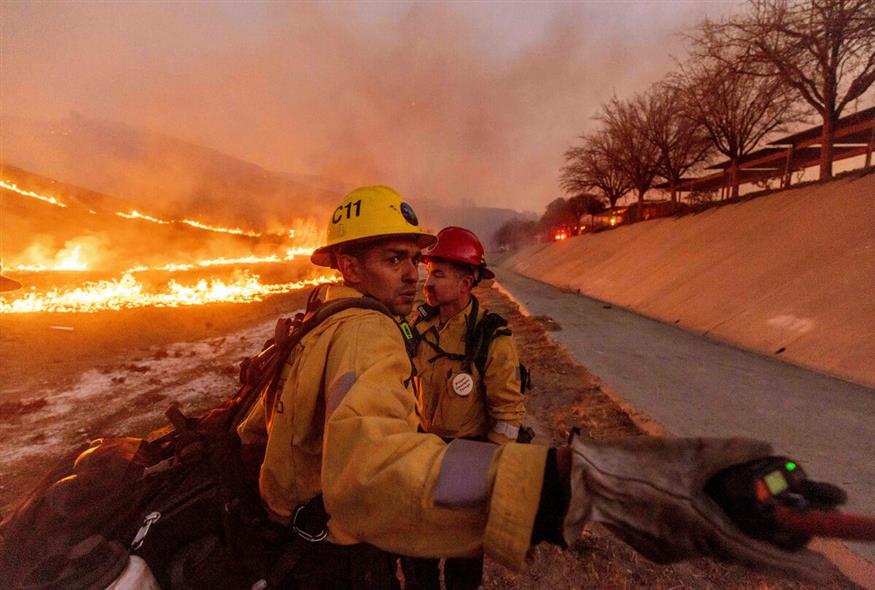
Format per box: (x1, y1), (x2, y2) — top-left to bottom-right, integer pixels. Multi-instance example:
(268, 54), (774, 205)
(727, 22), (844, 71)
(414, 299), (526, 444)
(236, 283), (546, 569)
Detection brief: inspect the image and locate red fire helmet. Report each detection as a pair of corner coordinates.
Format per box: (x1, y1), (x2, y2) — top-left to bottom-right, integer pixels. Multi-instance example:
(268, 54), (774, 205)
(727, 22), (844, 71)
(422, 226), (495, 280)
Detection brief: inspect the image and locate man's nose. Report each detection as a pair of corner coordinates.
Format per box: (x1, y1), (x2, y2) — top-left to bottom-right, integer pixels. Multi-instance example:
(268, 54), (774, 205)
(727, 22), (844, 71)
(402, 259), (418, 282)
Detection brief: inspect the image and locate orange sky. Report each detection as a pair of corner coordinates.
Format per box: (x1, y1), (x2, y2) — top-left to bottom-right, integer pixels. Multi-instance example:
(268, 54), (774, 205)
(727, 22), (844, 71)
(0, 1), (739, 210)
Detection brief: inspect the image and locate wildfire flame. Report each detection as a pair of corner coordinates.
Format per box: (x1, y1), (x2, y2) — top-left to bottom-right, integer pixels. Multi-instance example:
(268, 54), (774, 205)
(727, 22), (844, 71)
(179, 218), (261, 237)
(12, 244), (89, 272)
(3, 180), (300, 239)
(0, 272), (336, 313)
(0, 180), (67, 207)
(2, 179), (332, 313)
(1, 243), (330, 311)
(116, 210), (171, 224)
(12, 248), (315, 275)
(116, 211), (265, 237)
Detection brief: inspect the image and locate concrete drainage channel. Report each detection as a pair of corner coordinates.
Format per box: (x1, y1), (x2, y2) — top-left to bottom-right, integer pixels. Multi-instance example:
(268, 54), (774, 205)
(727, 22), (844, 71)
(491, 273), (875, 589)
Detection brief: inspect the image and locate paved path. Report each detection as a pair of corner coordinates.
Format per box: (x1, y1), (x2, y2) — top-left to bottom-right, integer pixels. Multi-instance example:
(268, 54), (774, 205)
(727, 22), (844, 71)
(495, 269), (875, 564)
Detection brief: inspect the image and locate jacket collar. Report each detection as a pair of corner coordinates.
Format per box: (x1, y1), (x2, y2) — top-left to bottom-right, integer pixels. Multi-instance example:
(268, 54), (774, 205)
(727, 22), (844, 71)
(419, 298), (480, 356)
(323, 283), (366, 302)
(439, 298), (475, 332)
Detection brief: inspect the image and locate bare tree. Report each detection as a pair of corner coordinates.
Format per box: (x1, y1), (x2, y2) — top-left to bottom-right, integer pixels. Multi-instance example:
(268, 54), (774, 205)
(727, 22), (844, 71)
(560, 131), (632, 208)
(597, 96), (662, 219)
(671, 50), (797, 198)
(641, 84), (713, 203)
(702, 0), (875, 179)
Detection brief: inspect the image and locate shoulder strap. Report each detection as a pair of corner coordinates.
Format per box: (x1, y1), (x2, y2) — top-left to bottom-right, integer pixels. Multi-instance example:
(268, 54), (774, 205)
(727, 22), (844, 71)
(468, 311), (530, 394)
(234, 294), (405, 431)
(282, 294), (403, 373)
(312, 295), (417, 381)
(416, 296), (509, 374)
(413, 302), (439, 327)
(467, 309), (510, 381)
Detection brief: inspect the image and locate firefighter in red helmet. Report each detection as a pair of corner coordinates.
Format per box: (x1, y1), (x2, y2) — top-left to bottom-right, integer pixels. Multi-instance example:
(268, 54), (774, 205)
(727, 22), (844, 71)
(405, 226), (529, 590)
(415, 226), (524, 444)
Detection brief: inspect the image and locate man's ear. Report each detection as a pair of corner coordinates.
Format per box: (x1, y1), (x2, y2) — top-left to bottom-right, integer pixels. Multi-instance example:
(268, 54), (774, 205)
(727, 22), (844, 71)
(460, 274), (475, 294)
(336, 253), (363, 285)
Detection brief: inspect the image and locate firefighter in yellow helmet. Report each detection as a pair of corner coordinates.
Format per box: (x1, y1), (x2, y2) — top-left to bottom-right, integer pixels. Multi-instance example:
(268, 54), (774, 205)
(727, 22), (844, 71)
(237, 185), (831, 588)
(403, 226), (528, 589)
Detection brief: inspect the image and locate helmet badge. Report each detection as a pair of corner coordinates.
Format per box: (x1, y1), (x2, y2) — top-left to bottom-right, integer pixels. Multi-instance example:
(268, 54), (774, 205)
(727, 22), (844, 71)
(399, 202), (418, 226)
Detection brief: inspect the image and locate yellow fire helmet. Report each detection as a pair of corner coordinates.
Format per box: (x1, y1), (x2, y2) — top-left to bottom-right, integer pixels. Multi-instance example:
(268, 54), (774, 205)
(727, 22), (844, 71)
(311, 185), (437, 267)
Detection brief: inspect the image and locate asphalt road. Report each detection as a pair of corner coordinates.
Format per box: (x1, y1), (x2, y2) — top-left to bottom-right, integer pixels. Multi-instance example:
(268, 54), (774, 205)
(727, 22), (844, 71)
(495, 268), (875, 564)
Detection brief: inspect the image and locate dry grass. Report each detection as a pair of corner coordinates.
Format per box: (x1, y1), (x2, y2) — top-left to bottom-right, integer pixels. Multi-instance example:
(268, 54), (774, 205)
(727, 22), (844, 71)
(476, 284), (860, 590)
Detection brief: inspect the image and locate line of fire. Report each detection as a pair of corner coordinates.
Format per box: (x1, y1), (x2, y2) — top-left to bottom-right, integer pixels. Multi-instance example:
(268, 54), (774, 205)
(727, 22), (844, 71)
(0, 169), (336, 313)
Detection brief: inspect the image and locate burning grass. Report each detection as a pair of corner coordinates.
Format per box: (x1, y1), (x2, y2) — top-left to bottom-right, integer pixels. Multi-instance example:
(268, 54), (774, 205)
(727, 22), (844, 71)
(1, 172), (330, 313)
(0, 269), (335, 313)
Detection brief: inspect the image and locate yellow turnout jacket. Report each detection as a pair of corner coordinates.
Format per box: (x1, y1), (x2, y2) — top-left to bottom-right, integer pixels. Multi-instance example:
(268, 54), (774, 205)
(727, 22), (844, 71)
(237, 284), (546, 569)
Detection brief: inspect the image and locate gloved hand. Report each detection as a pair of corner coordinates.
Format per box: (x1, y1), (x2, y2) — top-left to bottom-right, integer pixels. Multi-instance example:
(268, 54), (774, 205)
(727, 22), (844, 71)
(562, 433), (833, 582)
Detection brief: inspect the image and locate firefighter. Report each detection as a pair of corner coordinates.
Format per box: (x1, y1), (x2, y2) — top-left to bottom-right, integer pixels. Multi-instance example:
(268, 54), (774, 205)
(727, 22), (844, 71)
(237, 185), (829, 588)
(415, 226), (525, 444)
(404, 226), (527, 589)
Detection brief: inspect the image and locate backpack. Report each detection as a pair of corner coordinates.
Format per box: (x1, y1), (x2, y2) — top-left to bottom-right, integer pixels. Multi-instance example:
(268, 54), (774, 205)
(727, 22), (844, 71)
(0, 293), (399, 590)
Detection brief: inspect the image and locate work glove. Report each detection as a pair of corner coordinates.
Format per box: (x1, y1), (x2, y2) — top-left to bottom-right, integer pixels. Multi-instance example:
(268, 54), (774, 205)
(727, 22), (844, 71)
(562, 433), (832, 582)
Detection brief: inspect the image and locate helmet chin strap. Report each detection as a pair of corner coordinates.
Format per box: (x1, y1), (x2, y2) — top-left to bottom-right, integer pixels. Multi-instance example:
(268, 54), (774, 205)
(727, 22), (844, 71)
(471, 267), (482, 287)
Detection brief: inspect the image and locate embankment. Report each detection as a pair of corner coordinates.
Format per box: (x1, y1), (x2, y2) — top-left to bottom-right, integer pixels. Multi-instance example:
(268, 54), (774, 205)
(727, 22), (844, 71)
(502, 172), (875, 388)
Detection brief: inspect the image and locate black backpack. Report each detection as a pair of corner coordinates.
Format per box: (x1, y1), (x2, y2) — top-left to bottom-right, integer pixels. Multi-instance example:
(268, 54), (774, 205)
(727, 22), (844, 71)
(0, 294), (398, 590)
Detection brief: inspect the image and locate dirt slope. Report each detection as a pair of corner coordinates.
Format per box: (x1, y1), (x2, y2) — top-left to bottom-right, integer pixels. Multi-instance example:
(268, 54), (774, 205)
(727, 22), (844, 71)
(502, 172), (875, 388)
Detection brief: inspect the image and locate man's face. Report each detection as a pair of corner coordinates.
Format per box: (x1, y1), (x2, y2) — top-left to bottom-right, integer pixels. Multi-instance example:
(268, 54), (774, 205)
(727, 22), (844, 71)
(340, 238), (421, 315)
(423, 259), (471, 308)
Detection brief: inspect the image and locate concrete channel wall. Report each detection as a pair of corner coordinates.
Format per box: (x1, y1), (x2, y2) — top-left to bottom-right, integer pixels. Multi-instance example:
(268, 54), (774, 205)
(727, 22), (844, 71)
(502, 172), (875, 388)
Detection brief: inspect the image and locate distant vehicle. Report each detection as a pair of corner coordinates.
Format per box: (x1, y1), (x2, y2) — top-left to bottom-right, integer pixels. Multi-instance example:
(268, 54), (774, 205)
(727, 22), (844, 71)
(551, 224), (579, 241)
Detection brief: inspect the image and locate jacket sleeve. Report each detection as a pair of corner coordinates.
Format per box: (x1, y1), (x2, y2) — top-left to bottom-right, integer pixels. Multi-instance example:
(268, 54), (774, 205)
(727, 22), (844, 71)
(236, 390), (267, 446)
(483, 334), (527, 444)
(321, 312), (547, 570)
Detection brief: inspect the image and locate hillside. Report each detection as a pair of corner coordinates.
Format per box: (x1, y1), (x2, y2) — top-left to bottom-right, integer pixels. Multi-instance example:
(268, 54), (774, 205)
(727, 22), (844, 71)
(0, 114), (338, 233)
(0, 115), (535, 248)
(502, 171), (875, 388)
(414, 200), (537, 249)
(0, 165), (295, 272)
